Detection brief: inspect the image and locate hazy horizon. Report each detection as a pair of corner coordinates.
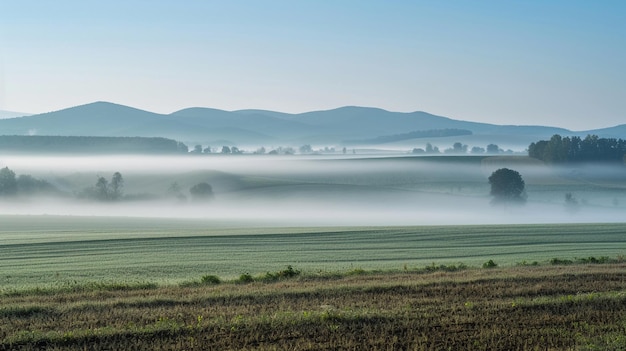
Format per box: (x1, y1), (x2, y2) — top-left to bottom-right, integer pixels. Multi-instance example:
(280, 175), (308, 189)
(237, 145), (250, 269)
(1, 155), (624, 226)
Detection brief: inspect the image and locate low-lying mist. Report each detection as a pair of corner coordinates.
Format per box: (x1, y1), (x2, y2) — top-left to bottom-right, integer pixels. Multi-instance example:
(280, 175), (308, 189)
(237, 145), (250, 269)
(1, 154), (624, 226)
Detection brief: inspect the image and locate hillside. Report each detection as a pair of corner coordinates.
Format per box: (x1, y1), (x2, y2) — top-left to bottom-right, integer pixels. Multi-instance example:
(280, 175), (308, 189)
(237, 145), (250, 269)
(0, 110), (30, 119)
(0, 101), (623, 149)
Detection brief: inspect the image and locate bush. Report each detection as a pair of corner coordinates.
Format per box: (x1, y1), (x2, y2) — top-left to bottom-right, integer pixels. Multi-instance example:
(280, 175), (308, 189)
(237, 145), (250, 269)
(424, 263), (468, 272)
(260, 266), (301, 282)
(482, 260), (498, 269)
(346, 267), (366, 276)
(576, 256), (610, 264)
(237, 273), (254, 284)
(550, 258), (573, 265)
(278, 265), (300, 278)
(200, 275), (221, 285)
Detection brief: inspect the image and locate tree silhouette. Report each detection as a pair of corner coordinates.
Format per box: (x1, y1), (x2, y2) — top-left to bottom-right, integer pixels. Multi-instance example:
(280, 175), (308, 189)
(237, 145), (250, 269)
(0, 167), (17, 196)
(488, 168), (526, 204)
(110, 172), (124, 200)
(189, 182), (214, 202)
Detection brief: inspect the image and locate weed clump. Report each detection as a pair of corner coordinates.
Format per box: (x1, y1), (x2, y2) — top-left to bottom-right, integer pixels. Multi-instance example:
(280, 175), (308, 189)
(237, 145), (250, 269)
(576, 256), (610, 264)
(261, 265), (301, 282)
(237, 273), (254, 284)
(482, 259), (498, 269)
(200, 275), (221, 285)
(424, 262), (468, 272)
(550, 258), (574, 265)
(346, 267), (367, 276)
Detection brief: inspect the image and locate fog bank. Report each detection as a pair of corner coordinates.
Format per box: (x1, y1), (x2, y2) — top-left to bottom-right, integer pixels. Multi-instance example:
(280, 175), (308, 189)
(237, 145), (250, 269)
(1, 155), (624, 226)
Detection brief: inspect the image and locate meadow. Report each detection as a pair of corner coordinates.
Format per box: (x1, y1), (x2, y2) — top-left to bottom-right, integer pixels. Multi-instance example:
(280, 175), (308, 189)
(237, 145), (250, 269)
(1, 216), (625, 291)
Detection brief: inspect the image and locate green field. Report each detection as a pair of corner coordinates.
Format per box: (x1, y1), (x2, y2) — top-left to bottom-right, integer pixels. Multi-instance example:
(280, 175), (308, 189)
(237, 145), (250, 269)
(1, 215), (625, 291)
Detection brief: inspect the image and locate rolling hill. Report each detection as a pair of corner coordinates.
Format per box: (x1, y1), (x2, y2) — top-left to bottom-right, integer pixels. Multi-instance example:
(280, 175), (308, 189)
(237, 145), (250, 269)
(0, 101), (622, 150)
(0, 110), (30, 119)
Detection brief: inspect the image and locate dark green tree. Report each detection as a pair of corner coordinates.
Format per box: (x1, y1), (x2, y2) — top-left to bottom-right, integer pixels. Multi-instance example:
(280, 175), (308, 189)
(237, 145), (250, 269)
(110, 172), (124, 200)
(177, 142), (189, 153)
(488, 168), (526, 204)
(486, 144), (501, 154)
(16, 174), (56, 195)
(95, 177), (109, 201)
(0, 167), (17, 196)
(529, 134), (626, 163)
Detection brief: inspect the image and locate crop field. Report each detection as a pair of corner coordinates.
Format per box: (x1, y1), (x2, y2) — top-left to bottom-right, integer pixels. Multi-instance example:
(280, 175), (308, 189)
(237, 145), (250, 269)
(1, 215), (625, 291)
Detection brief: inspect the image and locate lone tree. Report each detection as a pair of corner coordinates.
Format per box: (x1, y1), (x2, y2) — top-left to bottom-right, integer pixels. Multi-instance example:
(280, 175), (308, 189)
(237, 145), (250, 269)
(189, 182), (214, 202)
(488, 168), (526, 204)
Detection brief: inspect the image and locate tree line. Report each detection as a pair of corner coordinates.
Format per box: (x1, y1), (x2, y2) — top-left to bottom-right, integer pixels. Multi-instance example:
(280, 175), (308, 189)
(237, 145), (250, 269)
(0, 166), (214, 204)
(0, 136), (188, 154)
(528, 134), (626, 163)
(0, 167), (58, 196)
(412, 142), (507, 155)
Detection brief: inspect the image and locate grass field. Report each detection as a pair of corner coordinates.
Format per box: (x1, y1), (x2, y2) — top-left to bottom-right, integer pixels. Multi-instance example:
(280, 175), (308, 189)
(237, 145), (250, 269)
(1, 216), (625, 291)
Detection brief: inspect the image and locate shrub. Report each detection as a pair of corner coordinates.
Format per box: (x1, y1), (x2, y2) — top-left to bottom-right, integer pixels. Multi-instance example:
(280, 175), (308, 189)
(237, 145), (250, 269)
(237, 273), (254, 284)
(346, 267), (366, 276)
(482, 259), (498, 269)
(576, 256), (610, 264)
(200, 275), (221, 285)
(550, 258), (573, 265)
(278, 265), (300, 278)
(260, 266), (302, 282)
(424, 263), (468, 272)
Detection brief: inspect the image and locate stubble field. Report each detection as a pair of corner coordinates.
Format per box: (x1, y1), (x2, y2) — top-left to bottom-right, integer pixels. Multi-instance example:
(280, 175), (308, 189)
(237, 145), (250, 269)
(1, 263), (625, 350)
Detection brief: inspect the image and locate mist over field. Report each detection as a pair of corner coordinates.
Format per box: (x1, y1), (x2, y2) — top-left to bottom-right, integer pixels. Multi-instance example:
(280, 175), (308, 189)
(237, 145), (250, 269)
(1, 154), (624, 226)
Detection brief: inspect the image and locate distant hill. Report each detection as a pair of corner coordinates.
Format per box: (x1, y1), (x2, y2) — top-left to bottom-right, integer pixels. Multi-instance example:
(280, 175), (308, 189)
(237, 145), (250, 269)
(345, 129), (473, 145)
(0, 110), (30, 119)
(0, 101), (623, 150)
(583, 124), (626, 139)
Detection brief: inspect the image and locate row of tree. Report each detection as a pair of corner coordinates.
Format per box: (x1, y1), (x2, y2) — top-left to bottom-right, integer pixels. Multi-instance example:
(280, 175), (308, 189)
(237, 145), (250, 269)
(0, 166), (216, 204)
(0, 167), (58, 196)
(79, 172), (125, 201)
(79, 173), (215, 203)
(189, 145), (345, 155)
(412, 143), (507, 155)
(528, 134), (626, 163)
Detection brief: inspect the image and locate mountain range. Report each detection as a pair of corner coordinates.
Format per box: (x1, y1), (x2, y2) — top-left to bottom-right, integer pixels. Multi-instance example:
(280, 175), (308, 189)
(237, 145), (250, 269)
(0, 102), (623, 150)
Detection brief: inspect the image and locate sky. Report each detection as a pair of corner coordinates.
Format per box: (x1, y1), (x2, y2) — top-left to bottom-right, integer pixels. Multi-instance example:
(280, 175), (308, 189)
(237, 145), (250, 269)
(0, 1), (624, 130)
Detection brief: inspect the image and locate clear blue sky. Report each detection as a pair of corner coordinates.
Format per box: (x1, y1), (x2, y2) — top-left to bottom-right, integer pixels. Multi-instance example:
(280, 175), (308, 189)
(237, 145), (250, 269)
(1, 1), (624, 130)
